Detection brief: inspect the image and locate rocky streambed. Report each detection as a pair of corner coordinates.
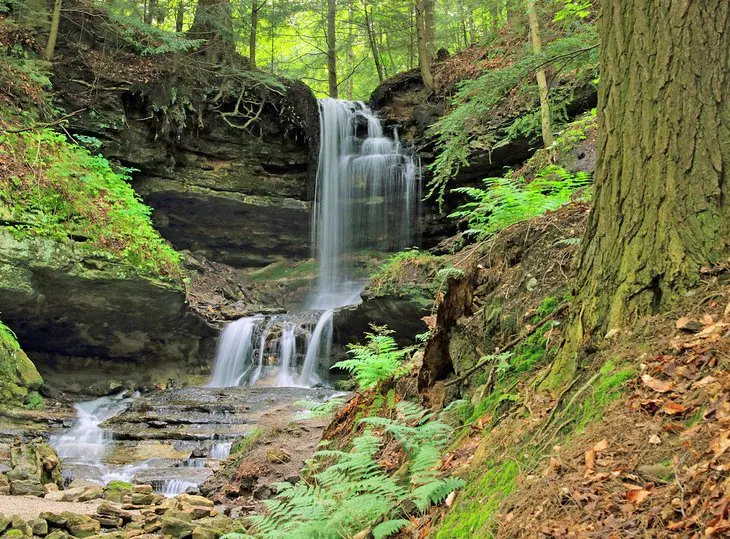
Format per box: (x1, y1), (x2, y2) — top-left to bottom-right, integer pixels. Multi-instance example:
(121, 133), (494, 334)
(48, 386), (337, 499)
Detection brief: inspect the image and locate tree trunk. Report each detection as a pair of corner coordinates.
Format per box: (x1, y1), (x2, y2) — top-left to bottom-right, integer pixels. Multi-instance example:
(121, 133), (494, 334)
(363, 2), (383, 83)
(44, 0), (62, 62)
(249, 0), (259, 68)
(175, 0), (184, 32)
(544, 0), (730, 388)
(527, 0), (554, 148)
(346, 0), (354, 99)
(189, 0), (234, 46)
(327, 0), (338, 98)
(415, 0), (434, 90)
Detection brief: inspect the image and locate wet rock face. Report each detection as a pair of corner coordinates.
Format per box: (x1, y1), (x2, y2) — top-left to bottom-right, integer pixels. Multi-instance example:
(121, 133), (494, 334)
(54, 67), (319, 269)
(0, 232), (216, 393)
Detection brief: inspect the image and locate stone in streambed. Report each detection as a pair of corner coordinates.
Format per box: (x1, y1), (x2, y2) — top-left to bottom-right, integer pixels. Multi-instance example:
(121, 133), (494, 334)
(266, 448), (290, 464)
(191, 526), (218, 539)
(161, 511), (195, 539)
(102, 481), (133, 503)
(176, 494), (213, 508)
(45, 531), (70, 539)
(30, 519), (48, 536)
(77, 486), (104, 502)
(40, 513), (66, 527)
(0, 516), (9, 535)
(129, 492), (154, 506)
(90, 515), (122, 529)
(0, 475), (9, 496)
(9, 479), (43, 497)
(9, 515), (31, 537)
(0, 530), (24, 539)
(95, 503), (132, 522)
(60, 513), (100, 538)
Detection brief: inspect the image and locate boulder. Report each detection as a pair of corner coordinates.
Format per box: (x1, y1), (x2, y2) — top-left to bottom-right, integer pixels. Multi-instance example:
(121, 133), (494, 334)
(45, 531), (70, 539)
(160, 511), (195, 539)
(9, 479), (43, 497)
(30, 519), (48, 536)
(59, 513), (100, 538)
(95, 503), (132, 522)
(0, 232), (217, 394)
(0, 516), (9, 534)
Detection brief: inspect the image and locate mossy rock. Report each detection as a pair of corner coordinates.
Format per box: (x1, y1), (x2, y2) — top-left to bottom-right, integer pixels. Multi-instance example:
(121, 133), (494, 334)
(0, 321), (43, 408)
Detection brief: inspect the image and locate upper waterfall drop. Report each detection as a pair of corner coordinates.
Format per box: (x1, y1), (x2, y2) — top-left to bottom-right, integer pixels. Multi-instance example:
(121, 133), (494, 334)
(310, 98), (421, 310)
(206, 98), (421, 388)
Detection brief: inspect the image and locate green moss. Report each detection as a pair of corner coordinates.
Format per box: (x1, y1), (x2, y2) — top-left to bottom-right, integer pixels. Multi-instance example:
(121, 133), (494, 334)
(368, 249), (445, 297)
(573, 360), (635, 432)
(24, 391), (45, 410)
(0, 320), (43, 407)
(436, 460), (519, 538)
(231, 428), (265, 456)
(247, 260), (317, 282)
(0, 129), (182, 284)
(104, 480), (133, 492)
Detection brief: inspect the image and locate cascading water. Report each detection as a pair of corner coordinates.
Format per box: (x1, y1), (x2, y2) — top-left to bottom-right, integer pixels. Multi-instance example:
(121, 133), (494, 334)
(207, 98), (420, 389)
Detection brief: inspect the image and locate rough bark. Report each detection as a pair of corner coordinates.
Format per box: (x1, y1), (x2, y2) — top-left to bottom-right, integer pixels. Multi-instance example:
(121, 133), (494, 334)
(44, 0), (62, 61)
(415, 0), (434, 90)
(545, 0), (730, 388)
(327, 0), (338, 98)
(527, 0), (554, 148)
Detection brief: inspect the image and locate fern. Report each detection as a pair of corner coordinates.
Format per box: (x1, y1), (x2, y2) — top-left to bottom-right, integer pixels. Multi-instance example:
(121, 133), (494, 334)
(450, 166), (592, 240)
(247, 402), (464, 538)
(334, 326), (411, 389)
(427, 29), (599, 205)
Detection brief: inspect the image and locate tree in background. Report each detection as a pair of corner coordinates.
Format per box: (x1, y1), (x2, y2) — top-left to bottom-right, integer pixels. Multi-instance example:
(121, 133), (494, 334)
(326, 0), (338, 97)
(527, 0), (554, 148)
(44, 0), (62, 61)
(546, 0), (730, 387)
(415, 0), (434, 90)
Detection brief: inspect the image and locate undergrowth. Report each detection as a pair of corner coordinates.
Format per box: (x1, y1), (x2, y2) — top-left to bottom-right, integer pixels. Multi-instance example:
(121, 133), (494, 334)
(427, 27), (599, 205)
(335, 326), (412, 390)
(450, 165), (592, 240)
(368, 249), (445, 297)
(0, 129), (182, 282)
(243, 401), (464, 539)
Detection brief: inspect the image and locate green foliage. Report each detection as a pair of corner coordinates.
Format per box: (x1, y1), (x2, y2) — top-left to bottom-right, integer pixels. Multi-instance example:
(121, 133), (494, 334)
(435, 460), (520, 538)
(573, 360), (635, 432)
(104, 3), (205, 56)
(427, 29), (599, 204)
(335, 326), (412, 390)
(369, 249), (445, 297)
(248, 402), (463, 538)
(554, 0), (593, 22)
(231, 428), (265, 456)
(294, 397), (346, 419)
(24, 390), (45, 410)
(450, 166), (592, 240)
(0, 129), (182, 282)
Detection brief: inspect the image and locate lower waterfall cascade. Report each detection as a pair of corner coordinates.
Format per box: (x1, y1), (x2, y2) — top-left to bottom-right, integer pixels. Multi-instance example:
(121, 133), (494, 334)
(207, 98), (421, 389)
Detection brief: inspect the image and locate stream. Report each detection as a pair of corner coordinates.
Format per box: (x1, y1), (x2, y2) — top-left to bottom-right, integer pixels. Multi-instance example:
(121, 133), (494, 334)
(49, 98), (421, 497)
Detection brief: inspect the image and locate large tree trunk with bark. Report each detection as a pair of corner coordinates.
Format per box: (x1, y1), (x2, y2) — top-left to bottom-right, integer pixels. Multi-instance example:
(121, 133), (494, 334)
(327, 0), (338, 98)
(527, 0), (554, 148)
(545, 0), (730, 388)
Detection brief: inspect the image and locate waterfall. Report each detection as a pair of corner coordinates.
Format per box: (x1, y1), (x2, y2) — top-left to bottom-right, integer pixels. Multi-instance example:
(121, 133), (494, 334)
(206, 98), (420, 389)
(311, 98), (420, 310)
(208, 316), (263, 388)
(51, 393), (135, 465)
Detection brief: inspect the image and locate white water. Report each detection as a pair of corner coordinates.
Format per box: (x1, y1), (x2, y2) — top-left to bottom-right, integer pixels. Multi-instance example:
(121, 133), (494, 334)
(161, 479), (198, 497)
(206, 98), (420, 389)
(208, 316), (263, 388)
(210, 442), (232, 461)
(51, 393), (136, 468)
